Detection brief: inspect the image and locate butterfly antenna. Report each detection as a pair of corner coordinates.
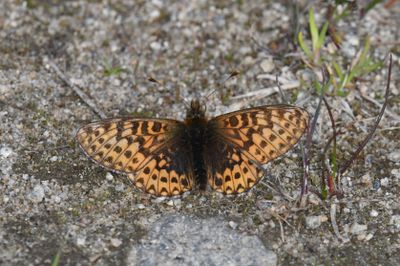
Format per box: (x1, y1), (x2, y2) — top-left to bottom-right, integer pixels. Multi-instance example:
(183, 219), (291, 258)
(148, 76), (162, 85)
(205, 70), (240, 101)
(179, 94), (191, 109)
(148, 76), (191, 110)
(276, 75), (289, 104)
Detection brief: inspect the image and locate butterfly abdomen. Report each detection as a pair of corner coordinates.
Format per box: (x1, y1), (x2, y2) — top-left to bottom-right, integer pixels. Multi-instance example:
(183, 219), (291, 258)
(186, 117), (208, 190)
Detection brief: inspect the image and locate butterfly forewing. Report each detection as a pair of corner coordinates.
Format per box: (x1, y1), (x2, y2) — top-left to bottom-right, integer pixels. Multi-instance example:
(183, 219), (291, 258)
(76, 118), (194, 196)
(205, 105), (309, 194)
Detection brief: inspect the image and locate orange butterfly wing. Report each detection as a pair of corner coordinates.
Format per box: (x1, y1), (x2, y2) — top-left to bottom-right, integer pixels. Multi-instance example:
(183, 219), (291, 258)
(76, 118), (194, 196)
(205, 105), (309, 194)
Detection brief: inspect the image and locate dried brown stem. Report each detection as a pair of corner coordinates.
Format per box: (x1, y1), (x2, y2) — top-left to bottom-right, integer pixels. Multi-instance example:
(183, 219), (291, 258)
(322, 97), (340, 193)
(48, 61), (106, 119)
(339, 54), (392, 176)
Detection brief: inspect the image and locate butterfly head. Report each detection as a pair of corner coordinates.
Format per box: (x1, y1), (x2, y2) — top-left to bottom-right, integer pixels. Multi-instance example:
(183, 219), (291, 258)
(186, 100), (206, 120)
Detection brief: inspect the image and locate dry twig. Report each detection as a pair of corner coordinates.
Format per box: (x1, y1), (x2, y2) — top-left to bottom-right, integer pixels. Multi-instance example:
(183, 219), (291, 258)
(47, 61), (106, 119)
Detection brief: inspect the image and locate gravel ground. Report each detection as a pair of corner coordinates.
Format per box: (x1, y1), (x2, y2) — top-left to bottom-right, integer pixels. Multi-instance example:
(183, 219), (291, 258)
(0, 1), (399, 265)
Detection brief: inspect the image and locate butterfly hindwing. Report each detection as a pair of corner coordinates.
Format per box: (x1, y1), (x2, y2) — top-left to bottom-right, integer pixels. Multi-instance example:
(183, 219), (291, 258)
(205, 105), (309, 194)
(76, 118), (194, 196)
(204, 138), (264, 194)
(126, 143), (194, 196)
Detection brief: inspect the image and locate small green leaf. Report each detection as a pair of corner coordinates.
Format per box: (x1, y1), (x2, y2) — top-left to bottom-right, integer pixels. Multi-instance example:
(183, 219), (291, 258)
(336, 88), (350, 97)
(313, 80), (322, 95)
(309, 7), (319, 51)
(363, 61), (384, 73)
(321, 186), (328, 200)
(317, 21), (329, 50)
(51, 250), (61, 266)
(103, 62), (124, 77)
(298, 31), (311, 58)
(365, 0), (384, 14)
(359, 37), (371, 65)
(104, 66), (123, 76)
(332, 61), (343, 80)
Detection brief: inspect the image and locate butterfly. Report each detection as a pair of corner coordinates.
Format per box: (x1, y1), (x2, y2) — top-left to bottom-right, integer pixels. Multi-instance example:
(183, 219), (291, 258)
(76, 100), (309, 196)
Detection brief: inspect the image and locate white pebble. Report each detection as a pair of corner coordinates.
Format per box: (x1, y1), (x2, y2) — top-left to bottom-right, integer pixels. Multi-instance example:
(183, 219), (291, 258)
(150, 42), (161, 50)
(110, 238), (122, 247)
(260, 58), (275, 73)
(136, 204), (145, 210)
(228, 221), (238, 229)
(106, 172), (114, 181)
(115, 183), (125, 192)
(370, 210), (379, 217)
(153, 197), (166, 204)
(76, 236), (86, 246)
(0, 146), (13, 158)
(390, 215), (400, 228)
(357, 233), (366, 241)
(350, 223), (367, 235)
(391, 169), (400, 179)
(53, 195), (61, 204)
(149, 9), (160, 20)
(380, 177), (390, 187)
(269, 220), (276, 228)
(388, 151), (400, 162)
(29, 184), (45, 203)
(173, 199), (182, 208)
(305, 215), (328, 229)
(365, 233), (374, 241)
(360, 174), (372, 187)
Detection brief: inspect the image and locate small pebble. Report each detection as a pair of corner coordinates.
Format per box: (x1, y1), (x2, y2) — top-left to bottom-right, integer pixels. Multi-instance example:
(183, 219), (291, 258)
(305, 215), (328, 229)
(360, 174), (372, 187)
(150, 42), (161, 50)
(115, 183), (125, 192)
(76, 236), (86, 246)
(228, 221), (238, 230)
(350, 223), (367, 235)
(387, 151), (400, 162)
(0, 146), (13, 158)
(29, 184), (45, 203)
(136, 204), (145, 210)
(357, 233), (366, 241)
(173, 199), (182, 208)
(373, 180), (381, 190)
(390, 215), (400, 228)
(110, 238), (122, 247)
(380, 177), (390, 187)
(153, 197), (166, 204)
(149, 9), (160, 20)
(391, 169), (400, 179)
(106, 173), (114, 181)
(52, 195), (61, 204)
(260, 58), (275, 73)
(365, 233), (374, 241)
(370, 210), (379, 217)
(308, 194), (321, 205)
